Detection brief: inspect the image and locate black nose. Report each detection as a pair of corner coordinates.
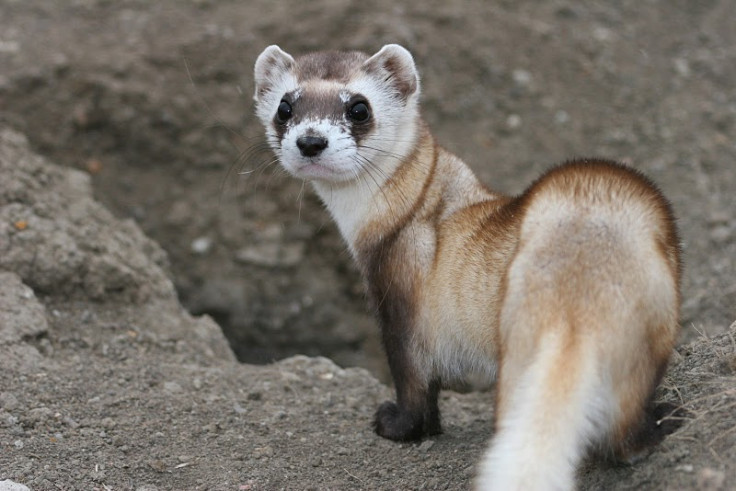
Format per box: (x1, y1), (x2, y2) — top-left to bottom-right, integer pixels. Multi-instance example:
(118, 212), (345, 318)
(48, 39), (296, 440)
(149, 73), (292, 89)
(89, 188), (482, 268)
(296, 136), (328, 157)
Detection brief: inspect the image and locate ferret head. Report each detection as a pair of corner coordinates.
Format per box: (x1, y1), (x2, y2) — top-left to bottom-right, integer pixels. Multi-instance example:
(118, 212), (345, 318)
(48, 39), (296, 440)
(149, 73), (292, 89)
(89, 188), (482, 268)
(253, 44), (421, 184)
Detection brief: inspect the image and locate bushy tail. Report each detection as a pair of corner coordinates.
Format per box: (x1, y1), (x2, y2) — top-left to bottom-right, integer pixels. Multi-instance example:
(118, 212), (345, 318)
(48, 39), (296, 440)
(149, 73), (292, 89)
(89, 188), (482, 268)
(475, 332), (613, 491)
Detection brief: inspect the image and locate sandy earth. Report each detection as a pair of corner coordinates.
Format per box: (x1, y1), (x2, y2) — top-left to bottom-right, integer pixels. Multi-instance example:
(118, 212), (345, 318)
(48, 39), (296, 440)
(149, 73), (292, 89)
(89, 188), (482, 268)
(1, 0), (735, 489)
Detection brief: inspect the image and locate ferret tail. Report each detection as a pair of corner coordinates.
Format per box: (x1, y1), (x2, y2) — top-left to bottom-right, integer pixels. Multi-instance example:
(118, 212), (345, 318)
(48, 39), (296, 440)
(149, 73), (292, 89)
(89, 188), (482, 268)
(475, 332), (614, 491)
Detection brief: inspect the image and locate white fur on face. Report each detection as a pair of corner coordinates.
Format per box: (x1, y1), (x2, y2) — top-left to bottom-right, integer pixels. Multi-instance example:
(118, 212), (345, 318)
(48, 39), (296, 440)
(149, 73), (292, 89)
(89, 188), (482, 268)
(307, 79), (420, 245)
(348, 78), (418, 174)
(279, 118), (360, 181)
(255, 71), (299, 147)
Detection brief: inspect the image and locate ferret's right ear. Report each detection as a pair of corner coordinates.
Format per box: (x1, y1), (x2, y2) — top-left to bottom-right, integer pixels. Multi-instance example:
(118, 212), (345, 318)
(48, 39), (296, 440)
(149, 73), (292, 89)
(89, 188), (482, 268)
(363, 44), (420, 100)
(254, 45), (295, 102)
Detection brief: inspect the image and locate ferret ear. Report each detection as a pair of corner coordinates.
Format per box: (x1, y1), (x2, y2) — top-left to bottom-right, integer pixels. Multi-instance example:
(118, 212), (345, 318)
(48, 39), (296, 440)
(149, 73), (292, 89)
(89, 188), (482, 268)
(254, 45), (296, 102)
(363, 44), (420, 100)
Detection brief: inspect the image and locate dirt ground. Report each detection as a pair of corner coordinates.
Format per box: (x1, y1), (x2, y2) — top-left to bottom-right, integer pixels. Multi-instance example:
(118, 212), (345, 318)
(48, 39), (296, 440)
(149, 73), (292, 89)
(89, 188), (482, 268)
(0, 0), (734, 489)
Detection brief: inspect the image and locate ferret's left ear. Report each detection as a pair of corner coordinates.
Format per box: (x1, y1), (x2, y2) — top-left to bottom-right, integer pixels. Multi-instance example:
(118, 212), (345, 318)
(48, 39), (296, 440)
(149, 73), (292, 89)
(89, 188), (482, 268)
(363, 44), (420, 100)
(254, 45), (296, 102)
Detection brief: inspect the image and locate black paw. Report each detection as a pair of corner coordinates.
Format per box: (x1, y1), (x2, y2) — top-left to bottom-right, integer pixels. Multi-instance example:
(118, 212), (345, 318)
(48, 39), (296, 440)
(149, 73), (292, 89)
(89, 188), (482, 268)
(373, 401), (424, 441)
(373, 401), (441, 441)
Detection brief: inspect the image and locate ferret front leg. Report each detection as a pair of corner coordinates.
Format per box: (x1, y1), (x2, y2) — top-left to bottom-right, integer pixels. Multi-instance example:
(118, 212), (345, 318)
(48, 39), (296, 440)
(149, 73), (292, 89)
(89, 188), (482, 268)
(373, 320), (441, 441)
(374, 377), (441, 441)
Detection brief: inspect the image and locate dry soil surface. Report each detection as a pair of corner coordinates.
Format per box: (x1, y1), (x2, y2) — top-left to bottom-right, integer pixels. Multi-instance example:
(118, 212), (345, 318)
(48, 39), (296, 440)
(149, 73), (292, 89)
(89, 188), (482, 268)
(1, 1), (735, 490)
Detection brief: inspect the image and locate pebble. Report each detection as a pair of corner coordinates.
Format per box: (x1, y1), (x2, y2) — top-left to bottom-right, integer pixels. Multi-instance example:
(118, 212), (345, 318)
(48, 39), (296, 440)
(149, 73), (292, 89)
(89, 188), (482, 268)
(710, 224), (732, 243)
(511, 69), (532, 87)
(554, 110), (570, 125)
(148, 460), (167, 473)
(163, 381), (183, 394)
(234, 242), (305, 268)
(253, 446), (274, 459)
(336, 446), (350, 455)
(0, 40), (20, 54)
(697, 467), (725, 490)
(506, 114), (522, 130)
(418, 440), (435, 452)
(0, 480), (31, 491)
(674, 58), (691, 78)
(26, 407), (53, 424)
(190, 236), (213, 255)
(0, 392), (19, 411)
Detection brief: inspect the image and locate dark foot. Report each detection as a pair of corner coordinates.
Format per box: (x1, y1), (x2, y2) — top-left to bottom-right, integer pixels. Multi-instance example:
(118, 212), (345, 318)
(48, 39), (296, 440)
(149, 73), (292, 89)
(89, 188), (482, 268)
(373, 400), (442, 441)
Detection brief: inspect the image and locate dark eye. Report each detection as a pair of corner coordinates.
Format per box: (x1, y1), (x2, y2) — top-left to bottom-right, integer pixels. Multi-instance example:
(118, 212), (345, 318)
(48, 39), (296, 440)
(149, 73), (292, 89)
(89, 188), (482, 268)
(348, 101), (370, 123)
(276, 100), (292, 124)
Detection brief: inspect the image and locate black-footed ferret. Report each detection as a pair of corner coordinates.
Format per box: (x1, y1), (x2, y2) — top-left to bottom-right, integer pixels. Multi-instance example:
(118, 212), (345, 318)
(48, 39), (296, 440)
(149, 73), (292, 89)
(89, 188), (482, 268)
(253, 44), (681, 490)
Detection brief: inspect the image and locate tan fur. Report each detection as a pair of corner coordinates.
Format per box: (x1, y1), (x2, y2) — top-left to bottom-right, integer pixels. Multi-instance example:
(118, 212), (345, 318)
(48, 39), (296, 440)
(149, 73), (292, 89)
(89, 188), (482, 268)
(253, 45), (681, 490)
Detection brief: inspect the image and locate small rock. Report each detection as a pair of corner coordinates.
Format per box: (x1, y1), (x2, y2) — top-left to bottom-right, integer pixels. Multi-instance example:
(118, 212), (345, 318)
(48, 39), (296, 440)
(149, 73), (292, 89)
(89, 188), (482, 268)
(190, 236), (213, 255)
(0, 480), (31, 491)
(89, 469), (106, 482)
(506, 114), (522, 130)
(418, 440), (435, 452)
(710, 224), (732, 243)
(674, 58), (691, 78)
(235, 244), (279, 266)
(234, 241), (305, 267)
(697, 467), (725, 490)
(0, 40), (20, 54)
(592, 26), (613, 42)
(310, 457), (322, 467)
(148, 460), (167, 473)
(163, 381), (183, 394)
(554, 110), (570, 125)
(26, 407), (53, 424)
(201, 422), (219, 433)
(512, 69), (532, 87)
(0, 392), (19, 411)
(253, 446), (274, 459)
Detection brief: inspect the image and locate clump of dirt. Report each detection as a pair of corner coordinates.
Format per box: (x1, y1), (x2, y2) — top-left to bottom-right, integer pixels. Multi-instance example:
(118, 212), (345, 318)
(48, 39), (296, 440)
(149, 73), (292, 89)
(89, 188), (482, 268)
(1, 0), (735, 489)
